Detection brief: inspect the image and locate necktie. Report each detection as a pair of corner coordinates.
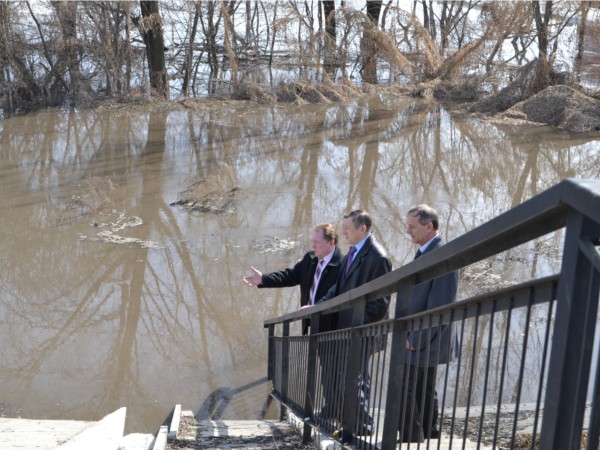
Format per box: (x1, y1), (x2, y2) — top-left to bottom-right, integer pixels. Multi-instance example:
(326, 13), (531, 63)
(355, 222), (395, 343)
(414, 249), (423, 260)
(345, 245), (357, 276)
(309, 259), (325, 305)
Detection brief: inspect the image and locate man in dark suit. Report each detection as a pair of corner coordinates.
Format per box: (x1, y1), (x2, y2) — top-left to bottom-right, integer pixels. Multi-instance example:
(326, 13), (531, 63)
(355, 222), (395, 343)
(316, 210), (392, 435)
(243, 223), (343, 334)
(398, 204), (459, 443)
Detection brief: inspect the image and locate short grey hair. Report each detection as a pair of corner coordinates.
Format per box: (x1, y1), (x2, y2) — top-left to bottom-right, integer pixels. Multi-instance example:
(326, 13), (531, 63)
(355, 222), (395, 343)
(344, 210), (372, 231)
(407, 204), (439, 230)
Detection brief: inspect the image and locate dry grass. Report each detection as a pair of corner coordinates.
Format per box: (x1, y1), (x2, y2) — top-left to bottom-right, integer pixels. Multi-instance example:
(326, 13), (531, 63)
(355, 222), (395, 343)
(274, 78), (360, 104)
(171, 163), (240, 215)
(411, 16), (443, 76)
(71, 176), (120, 213)
(365, 26), (415, 78)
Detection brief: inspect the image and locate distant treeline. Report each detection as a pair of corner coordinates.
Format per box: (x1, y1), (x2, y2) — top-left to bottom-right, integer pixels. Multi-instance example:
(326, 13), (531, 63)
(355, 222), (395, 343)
(0, 1), (597, 112)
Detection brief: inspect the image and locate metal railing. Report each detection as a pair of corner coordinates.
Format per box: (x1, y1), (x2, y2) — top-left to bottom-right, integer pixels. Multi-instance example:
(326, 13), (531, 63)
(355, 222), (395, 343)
(264, 178), (600, 449)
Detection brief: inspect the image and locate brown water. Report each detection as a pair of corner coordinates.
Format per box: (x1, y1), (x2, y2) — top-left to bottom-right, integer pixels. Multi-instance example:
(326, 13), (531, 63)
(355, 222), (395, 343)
(0, 95), (598, 433)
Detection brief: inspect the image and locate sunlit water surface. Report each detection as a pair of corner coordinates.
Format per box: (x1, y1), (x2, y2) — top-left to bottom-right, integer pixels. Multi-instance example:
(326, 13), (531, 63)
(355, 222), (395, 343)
(0, 95), (598, 433)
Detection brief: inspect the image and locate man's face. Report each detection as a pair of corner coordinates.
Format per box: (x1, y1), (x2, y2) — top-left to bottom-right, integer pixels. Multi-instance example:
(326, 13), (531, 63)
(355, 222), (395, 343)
(406, 213), (434, 246)
(312, 230), (335, 259)
(342, 217), (366, 245)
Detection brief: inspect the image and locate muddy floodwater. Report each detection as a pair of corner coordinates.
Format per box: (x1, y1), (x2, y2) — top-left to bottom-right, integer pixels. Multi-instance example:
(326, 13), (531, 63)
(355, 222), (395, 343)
(0, 95), (599, 433)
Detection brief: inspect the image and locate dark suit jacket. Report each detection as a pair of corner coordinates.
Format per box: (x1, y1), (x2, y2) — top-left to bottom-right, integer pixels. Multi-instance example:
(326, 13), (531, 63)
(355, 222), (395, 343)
(260, 247), (343, 333)
(317, 235), (392, 330)
(397, 236), (459, 367)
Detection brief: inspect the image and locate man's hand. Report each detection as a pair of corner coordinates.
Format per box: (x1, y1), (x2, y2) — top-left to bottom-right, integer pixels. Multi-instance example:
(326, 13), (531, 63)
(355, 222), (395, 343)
(243, 266), (263, 287)
(299, 304), (313, 310)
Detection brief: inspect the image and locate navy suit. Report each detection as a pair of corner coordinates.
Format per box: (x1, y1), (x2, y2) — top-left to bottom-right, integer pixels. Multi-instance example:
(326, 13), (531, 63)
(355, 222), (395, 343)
(397, 235), (458, 442)
(399, 236), (459, 366)
(315, 234), (392, 435)
(317, 234), (392, 329)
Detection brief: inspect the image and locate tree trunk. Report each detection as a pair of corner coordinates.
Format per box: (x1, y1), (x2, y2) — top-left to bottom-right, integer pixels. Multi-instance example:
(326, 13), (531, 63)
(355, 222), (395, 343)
(182, 2), (200, 96)
(575, 1), (591, 82)
(532, 0), (552, 60)
(138, 1), (169, 98)
(422, 0), (430, 32)
(52, 1), (82, 99)
(322, 1), (336, 39)
(362, 1), (382, 84)
(366, 0), (382, 25)
(322, 1), (336, 76)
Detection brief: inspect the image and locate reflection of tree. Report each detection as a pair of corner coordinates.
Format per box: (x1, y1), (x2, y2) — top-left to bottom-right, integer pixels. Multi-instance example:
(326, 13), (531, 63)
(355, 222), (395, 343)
(1, 97), (599, 431)
(444, 303), (551, 409)
(292, 147), (317, 226)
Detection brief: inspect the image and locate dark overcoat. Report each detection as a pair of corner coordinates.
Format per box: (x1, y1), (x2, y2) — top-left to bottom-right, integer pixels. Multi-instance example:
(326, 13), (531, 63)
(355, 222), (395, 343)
(260, 246), (343, 333)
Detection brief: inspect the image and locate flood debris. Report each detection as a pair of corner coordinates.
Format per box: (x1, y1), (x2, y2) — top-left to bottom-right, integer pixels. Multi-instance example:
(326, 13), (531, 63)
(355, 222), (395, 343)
(67, 177), (121, 215)
(232, 76), (362, 105)
(170, 187), (240, 215)
(467, 58), (600, 132)
(251, 237), (300, 254)
(501, 85), (600, 133)
(168, 414), (311, 450)
(171, 163), (240, 215)
(78, 210), (160, 249)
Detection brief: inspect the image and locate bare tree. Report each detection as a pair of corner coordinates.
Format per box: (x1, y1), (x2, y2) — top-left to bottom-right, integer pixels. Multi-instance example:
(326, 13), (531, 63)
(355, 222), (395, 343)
(52, 1), (83, 99)
(0, 2), (42, 111)
(361, 0), (383, 83)
(134, 1), (169, 98)
(532, 0), (552, 60)
(182, 2), (201, 96)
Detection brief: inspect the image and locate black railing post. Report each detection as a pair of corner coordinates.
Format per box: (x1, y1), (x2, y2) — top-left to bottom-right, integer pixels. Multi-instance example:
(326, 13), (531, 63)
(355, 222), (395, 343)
(279, 321), (290, 422)
(341, 299), (365, 443)
(540, 212), (600, 450)
(382, 279), (413, 448)
(302, 313), (321, 443)
(267, 324), (275, 381)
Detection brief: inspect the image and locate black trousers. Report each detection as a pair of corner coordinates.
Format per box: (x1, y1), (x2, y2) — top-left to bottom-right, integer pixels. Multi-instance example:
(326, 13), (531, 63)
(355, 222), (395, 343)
(399, 365), (439, 442)
(318, 337), (375, 433)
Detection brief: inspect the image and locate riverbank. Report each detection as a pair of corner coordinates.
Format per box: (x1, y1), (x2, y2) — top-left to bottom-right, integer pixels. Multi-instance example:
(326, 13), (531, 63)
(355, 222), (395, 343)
(86, 73), (600, 135)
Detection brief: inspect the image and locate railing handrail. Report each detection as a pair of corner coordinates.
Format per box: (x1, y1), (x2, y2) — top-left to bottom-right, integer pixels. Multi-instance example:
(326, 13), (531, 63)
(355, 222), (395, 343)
(267, 274), (560, 336)
(264, 178), (600, 328)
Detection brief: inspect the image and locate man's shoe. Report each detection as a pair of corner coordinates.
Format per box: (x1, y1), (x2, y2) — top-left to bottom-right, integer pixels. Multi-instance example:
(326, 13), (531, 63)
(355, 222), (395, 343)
(399, 436), (424, 443)
(427, 429), (440, 439)
(356, 423), (373, 436)
(398, 431), (424, 443)
(313, 407), (336, 422)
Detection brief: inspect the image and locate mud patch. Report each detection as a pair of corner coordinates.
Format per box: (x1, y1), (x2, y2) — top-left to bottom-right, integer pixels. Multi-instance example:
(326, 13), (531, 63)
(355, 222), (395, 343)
(78, 210), (160, 249)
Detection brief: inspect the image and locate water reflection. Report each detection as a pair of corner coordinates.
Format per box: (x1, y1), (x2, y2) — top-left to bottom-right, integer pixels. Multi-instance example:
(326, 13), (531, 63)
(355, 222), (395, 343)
(0, 96), (598, 432)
